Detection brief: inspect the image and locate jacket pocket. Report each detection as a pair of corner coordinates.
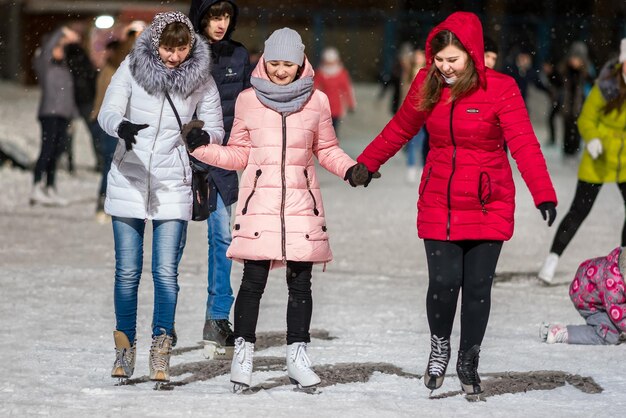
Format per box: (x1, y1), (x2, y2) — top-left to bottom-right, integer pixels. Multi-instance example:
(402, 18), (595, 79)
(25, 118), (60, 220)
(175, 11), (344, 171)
(419, 166), (432, 195)
(241, 169), (262, 215)
(478, 171), (491, 213)
(232, 222), (263, 239)
(303, 225), (329, 241)
(303, 168), (319, 216)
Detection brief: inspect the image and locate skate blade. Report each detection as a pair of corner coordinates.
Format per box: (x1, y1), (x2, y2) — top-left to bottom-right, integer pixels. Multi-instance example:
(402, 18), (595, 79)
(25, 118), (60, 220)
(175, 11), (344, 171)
(461, 383), (484, 401)
(289, 377), (321, 394)
(153, 381), (170, 391)
(464, 393), (485, 402)
(113, 377), (130, 386)
(203, 341), (234, 360)
(231, 382), (250, 394)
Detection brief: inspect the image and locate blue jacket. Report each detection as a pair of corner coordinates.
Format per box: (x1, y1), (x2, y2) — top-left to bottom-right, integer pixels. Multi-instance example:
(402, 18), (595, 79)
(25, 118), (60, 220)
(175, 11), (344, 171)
(189, 0), (252, 209)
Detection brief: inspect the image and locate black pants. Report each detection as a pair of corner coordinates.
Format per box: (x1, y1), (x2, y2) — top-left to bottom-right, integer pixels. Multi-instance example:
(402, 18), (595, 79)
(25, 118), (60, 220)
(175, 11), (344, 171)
(562, 113), (581, 155)
(234, 260), (313, 345)
(34, 116), (70, 186)
(424, 240), (503, 351)
(550, 180), (626, 255)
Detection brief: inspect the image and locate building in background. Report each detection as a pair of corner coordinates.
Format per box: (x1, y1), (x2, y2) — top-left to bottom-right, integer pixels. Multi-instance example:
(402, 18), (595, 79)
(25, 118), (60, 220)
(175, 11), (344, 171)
(1, 0), (625, 84)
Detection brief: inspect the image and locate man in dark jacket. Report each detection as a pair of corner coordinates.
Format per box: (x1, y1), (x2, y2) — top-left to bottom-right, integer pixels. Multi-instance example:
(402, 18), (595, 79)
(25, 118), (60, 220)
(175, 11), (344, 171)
(189, 0), (251, 359)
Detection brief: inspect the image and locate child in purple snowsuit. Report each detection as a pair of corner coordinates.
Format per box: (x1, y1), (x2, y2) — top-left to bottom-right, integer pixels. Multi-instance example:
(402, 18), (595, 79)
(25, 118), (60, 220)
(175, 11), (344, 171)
(541, 247), (626, 345)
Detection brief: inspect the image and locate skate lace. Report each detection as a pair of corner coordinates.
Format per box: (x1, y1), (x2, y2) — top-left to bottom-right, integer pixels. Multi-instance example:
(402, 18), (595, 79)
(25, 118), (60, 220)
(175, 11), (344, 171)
(234, 338), (254, 372)
(114, 347), (133, 368)
(427, 335), (450, 376)
(292, 343), (312, 370)
(150, 335), (172, 372)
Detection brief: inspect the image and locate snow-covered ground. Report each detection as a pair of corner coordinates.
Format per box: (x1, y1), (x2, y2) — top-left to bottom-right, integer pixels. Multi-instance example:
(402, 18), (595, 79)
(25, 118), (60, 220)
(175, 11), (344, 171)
(1, 81), (625, 417)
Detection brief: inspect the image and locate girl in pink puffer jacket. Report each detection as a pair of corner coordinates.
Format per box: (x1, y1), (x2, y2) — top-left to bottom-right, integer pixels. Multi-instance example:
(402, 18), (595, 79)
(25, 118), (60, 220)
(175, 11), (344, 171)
(541, 247), (626, 345)
(191, 27), (360, 391)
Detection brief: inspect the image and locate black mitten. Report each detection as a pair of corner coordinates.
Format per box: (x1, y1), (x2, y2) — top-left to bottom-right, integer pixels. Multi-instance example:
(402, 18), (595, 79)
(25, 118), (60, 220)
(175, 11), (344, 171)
(185, 127), (211, 152)
(538, 202), (557, 227)
(118, 121), (149, 151)
(344, 162), (381, 187)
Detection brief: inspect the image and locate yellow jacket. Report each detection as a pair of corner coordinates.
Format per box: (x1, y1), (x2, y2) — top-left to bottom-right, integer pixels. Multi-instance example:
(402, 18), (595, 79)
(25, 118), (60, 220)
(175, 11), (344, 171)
(577, 84), (626, 183)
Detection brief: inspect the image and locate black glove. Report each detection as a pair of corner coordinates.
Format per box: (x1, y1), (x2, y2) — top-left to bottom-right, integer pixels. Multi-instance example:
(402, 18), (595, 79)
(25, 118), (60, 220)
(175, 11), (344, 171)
(118, 121), (149, 151)
(538, 202), (557, 227)
(344, 162), (381, 187)
(185, 127), (211, 152)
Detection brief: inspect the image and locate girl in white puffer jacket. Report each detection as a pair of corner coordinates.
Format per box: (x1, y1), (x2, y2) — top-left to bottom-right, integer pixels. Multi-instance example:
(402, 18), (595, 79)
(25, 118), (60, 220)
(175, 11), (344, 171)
(98, 11), (224, 386)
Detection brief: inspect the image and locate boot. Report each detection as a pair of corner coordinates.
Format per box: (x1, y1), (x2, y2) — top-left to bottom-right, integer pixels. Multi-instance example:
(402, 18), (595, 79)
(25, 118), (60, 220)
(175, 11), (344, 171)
(203, 319), (235, 360)
(230, 337), (254, 390)
(456, 345), (482, 395)
(45, 186), (69, 207)
(111, 330), (136, 380)
(538, 253), (559, 284)
(29, 182), (55, 206)
(286, 342), (321, 388)
(424, 335), (451, 390)
(540, 323), (568, 344)
(149, 333), (173, 382)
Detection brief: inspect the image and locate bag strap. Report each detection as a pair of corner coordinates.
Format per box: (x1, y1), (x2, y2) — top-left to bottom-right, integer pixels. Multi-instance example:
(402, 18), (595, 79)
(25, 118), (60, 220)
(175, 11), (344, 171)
(164, 91), (183, 131)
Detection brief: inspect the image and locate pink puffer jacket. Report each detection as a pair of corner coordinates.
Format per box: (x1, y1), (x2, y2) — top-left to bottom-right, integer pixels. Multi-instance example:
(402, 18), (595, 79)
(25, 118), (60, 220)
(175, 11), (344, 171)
(191, 56), (356, 266)
(570, 247), (626, 334)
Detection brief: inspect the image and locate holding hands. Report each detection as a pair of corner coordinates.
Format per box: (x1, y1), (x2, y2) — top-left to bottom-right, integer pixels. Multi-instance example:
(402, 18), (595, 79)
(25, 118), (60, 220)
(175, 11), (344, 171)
(181, 120), (211, 152)
(117, 121), (149, 151)
(344, 162), (381, 187)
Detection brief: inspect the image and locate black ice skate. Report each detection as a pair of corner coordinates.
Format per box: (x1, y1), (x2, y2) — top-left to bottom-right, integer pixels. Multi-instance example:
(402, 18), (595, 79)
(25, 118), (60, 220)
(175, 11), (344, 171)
(203, 319), (235, 360)
(424, 335), (450, 393)
(456, 345), (483, 398)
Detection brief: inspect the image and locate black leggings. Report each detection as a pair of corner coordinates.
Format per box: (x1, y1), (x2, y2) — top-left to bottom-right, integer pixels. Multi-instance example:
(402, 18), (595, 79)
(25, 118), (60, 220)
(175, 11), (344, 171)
(234, 260), (313, 345)
(550, 180), (626, 255)
(34, 116), (70, 186)
(424, 240), (502, 351)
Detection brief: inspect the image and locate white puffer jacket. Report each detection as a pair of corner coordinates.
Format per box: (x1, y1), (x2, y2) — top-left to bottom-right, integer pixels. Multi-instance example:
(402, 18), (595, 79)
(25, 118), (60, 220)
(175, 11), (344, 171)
(98, 21), (224, 220)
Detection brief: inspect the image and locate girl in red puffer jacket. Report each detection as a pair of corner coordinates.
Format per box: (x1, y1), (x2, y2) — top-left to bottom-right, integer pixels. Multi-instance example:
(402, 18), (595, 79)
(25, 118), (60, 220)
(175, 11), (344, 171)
(352, 12), (558, 396)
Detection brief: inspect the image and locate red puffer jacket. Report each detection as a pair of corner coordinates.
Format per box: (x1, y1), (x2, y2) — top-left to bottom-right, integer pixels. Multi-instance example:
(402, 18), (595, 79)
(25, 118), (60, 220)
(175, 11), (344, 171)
(357, 12), (557, 241)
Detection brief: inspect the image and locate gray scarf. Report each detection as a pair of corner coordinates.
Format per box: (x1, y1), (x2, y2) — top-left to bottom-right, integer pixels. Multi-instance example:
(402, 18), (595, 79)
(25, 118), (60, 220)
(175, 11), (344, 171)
(250, 76), (314, 114)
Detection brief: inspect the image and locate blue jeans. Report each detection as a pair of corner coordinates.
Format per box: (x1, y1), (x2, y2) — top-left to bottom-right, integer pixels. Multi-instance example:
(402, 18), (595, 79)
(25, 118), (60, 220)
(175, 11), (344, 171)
(206, 193), (234, 320)
(405, 127), (427, 168)
(112, 217), (188, 343)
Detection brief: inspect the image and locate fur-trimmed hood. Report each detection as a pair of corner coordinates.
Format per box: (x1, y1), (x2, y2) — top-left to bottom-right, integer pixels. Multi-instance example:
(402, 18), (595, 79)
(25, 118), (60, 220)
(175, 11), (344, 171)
(128, 24), (212, 98)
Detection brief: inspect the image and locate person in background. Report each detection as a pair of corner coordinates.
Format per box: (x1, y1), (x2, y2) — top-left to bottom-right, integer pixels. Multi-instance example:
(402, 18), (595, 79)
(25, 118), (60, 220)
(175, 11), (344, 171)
(541, 247), (626, 345)
(538, 40), (626, 284)
(313, 46), (356, 135)
(191, 27), (360, 392)
(65, 40), (99, 171)
(91, 39), (124, 223)
(537, 60), (564, 147)
(401, 47), (427, 183)
(30, 26), (80, 207)
(483, 36), (498, 70)
(188, 0), (252, 360)
(558, 41), (595, 157)
(98, 11), (224, 385)
(353, 12), (557, 396)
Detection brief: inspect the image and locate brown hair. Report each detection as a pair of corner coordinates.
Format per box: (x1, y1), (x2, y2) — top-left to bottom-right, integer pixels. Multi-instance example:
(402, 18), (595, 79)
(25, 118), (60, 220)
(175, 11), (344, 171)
(418, 30), (479, 112)
(201, 1), (235, 32)
(159, 22), (191, 48)
(603, 63), (626, 114)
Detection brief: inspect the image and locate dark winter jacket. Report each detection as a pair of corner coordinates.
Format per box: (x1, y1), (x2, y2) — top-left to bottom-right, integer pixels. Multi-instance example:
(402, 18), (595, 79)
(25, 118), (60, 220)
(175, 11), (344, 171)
(33, 28), (77, 120)
(189, 0), (252, 209)
(357, 12), (557, 241)
(65, 43), (97, 120)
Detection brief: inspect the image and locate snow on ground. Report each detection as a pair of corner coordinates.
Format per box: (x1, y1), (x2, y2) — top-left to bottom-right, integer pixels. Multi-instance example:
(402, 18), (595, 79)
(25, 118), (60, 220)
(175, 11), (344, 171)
(1, 81), (625, 417)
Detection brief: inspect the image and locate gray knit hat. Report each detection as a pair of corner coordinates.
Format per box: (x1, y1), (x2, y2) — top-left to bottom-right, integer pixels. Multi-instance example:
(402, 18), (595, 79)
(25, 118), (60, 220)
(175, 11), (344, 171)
(264, 28), (305, 65)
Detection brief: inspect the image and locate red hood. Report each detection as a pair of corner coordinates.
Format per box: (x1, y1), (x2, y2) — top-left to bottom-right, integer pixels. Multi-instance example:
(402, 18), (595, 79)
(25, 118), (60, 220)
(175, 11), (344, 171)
(425, 12), (486, 88)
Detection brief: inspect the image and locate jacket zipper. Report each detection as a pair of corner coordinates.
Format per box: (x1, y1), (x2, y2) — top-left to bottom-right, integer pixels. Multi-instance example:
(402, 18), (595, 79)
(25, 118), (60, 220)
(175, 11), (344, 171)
(241, 169), (262, 215)
(478, 171), (491, 214)
(446, 101), (457, 240)
(176, 148), (187, 184)
(303, 169), (319, 216)
(280, 114), (287, 264)
(146, 98), (166, 220)
(419, 166), (432, 195)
